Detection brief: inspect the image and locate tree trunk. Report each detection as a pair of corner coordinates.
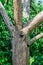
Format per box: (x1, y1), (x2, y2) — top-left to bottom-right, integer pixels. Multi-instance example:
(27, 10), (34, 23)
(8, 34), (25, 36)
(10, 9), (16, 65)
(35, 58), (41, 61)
(1, 1), (43, 65)
(13, 0), (28, 65)
(12, 30), (28, 65)
(0, 1), (28, 65)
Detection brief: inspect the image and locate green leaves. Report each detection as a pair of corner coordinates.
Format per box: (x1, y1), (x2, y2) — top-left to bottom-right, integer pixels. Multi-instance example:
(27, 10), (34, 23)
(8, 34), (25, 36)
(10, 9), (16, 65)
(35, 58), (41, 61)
(0, 0), (43, 65)
(0, 0), (5, 5)
(30, 1), (43, 65)
(0, 16), (12, 65)
(0, 0), (13, 65)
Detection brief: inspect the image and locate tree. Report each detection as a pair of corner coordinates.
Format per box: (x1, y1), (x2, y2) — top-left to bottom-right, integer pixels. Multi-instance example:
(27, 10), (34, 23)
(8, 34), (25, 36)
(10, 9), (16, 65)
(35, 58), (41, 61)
(22, 0), (30, 21)
(0, 1), (43, 65)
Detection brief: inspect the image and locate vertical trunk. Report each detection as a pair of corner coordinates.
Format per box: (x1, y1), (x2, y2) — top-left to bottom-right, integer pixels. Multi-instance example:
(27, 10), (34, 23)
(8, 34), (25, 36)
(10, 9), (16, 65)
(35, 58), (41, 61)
(12, 30), (27, 65)
(26, 47), (30, 65)
(13, 0), (28, 65)
(26, 36), (30, 65)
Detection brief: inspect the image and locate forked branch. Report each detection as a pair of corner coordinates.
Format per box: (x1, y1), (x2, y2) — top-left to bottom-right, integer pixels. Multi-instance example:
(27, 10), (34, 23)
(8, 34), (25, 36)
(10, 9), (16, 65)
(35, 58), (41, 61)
(20, 11), (43, 36)
(0, 2), (15, 34)
(27, 33), (43, 46)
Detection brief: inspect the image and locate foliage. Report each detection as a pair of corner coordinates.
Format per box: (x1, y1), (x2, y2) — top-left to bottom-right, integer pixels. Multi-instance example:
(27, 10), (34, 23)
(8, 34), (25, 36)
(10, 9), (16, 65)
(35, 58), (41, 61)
(0, 0), (14, 65)
(0, 0), (43, 65)
(30, 1), (43, 65)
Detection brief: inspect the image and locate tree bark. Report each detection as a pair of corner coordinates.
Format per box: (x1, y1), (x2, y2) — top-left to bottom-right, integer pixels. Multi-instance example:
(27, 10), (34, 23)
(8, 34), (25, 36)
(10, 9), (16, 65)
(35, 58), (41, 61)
(22, 1), (31, 65)
(27, 33), (43, 46)
(13, 0), (22, 30)
(0, 2), (28, 65)
(13, 0), (28, 65)
(0, 2), (14, 34)
(21, 11), (43, 36)
(1, 1), (43, 65)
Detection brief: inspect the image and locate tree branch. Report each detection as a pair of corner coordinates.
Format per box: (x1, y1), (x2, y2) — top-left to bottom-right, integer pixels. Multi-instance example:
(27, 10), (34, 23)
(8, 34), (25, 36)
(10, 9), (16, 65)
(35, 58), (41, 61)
(13, 0), (22, 30)
(27, 33), (43, 46)
(0, 2), (15, 34)
(20, 11), (43, 36)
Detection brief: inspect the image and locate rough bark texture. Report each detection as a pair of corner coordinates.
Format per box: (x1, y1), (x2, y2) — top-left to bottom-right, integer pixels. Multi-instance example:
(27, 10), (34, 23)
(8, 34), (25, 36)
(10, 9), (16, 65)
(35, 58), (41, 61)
(0, 1), (43, 65)
(21, 11), (43, 35)
(13, 0), (28, 65)
(12, 31), (27, 65)
(13, 0), (22, 29)
(22, 1), (30, 65)
(0, 2), (28, 65)
(0, 2), (16, 65)
(27, 33), (43, 46)
(0, 2), (14, 34)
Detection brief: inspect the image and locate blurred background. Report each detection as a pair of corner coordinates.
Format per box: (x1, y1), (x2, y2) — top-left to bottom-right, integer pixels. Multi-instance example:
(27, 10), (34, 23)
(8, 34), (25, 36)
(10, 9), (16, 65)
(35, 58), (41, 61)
(0, 0), (43, 65)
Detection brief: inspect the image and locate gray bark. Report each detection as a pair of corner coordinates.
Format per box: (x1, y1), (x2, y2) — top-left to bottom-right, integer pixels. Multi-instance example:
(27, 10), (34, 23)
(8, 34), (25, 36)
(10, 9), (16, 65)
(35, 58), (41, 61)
(13, 0), (22, 30)
(1, 1), (43, 65)
(22, 1), (30, 65)
(0, 2), (28, 65)
(21, 11), (43, 36)
(27, 33), (43, 46)
(0, 2), (15, 34)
